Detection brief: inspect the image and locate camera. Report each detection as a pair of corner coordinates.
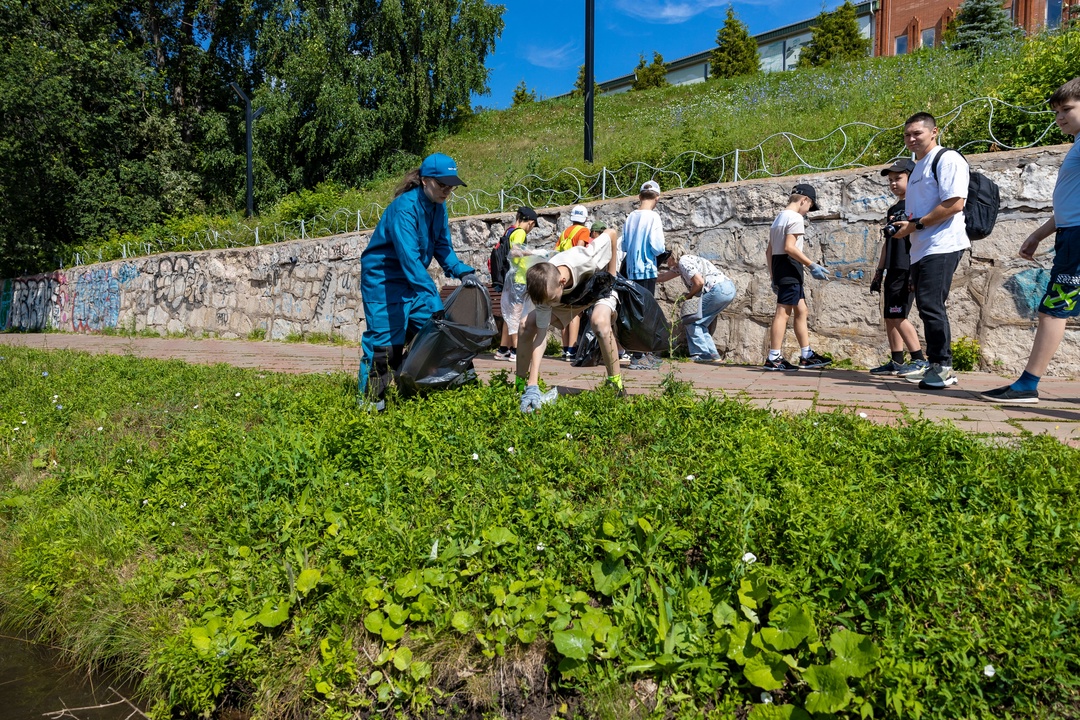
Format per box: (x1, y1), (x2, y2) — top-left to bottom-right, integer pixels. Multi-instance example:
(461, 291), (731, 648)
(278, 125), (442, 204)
(883, 223), (899, 238)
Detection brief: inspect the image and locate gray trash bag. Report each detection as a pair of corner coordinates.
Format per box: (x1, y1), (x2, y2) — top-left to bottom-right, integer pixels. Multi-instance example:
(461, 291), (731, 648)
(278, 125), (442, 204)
(396, 284), (498, 396)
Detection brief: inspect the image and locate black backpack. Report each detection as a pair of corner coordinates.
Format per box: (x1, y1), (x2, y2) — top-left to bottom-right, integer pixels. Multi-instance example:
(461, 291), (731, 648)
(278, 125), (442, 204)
(930, 149), (1000, 240)
(488, 225), (514, 290)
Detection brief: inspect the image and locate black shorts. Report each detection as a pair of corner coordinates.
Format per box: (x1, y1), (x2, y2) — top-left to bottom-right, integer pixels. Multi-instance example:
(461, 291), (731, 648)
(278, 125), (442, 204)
(775, 283), (805, 307)
(883, 269), (913, 319)
(1039, 227), (1080, 319)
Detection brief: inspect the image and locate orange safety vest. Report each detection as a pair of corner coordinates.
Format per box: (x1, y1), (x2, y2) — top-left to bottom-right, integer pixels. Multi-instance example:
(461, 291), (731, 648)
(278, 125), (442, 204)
(556, 224), (590, 252)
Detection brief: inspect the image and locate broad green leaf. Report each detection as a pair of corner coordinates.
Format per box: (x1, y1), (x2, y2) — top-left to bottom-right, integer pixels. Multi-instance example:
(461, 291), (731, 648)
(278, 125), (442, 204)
(295, 568), (321, 594)
(517, 623), (538, 643)
(410, 660), (432, 681)
(190, 626), (211, 651)
(315, 680), (332, 695)
(804, 664), (854, 714)
(394, 570), (424, 598)
(579, 609), (613, 641)
(591, 558), (629, 596)
(483, 526), (518, 546)
(385, 603), (408, 624)
(363, 610), (385, 634)
(637, 517), (653, 533)
(366, 671), (383, 686)
(522, 598), (548, 622)
(255, 600), (290, 628)
(393, 646), (413, 670)
(743, 649), (788, 690)
(748, 704), (813, 720)
(380, 622), (405, 642)
(726, 621), (754, 664)
(829, 629), (881, 678)
(451, 611), (475, 633)
(713, 601), (738, 627)
(759, 603), (813, 651)
(738, 573), (769, 610)
(553, 627), (594, 660)
(687, 586), (713, 616)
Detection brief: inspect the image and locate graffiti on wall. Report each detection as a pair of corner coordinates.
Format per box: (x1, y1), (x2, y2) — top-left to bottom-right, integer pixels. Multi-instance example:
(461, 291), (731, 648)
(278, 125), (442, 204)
(4, 273), (69, 331)
(1004, 268), (1051, 318)
(72, 268), (121, 331)
(152, 255), (207, 310)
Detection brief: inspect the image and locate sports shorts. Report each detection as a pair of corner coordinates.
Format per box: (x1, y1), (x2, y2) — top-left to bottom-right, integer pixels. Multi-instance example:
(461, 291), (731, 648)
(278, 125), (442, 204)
(1039, 226), (1080, 319)
(775, 283), (805, 307)
(883, 269), (913, 319)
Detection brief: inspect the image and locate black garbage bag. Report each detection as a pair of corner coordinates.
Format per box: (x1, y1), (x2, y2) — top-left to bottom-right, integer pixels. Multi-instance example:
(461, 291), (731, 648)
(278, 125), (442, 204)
(397, 284), (498, 396)
(561, 270), (616, 308)
(571, 309), (603, 367)
(613, 276), (671, 354)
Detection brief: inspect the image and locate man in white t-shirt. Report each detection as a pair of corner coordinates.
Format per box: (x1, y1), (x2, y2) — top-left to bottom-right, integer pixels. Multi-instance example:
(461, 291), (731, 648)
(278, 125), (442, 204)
(891, 112), (970, 390)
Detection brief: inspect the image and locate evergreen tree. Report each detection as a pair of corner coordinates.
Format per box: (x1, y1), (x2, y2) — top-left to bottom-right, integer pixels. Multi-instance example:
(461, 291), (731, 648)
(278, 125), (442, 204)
(797, 1), (872, 68)
(571, 64), (600, 98)
(710, 7), (759, 79)
(512, 80), (537, 106)
(632, 52), (669, 91)
(948, 0), (1021, 52)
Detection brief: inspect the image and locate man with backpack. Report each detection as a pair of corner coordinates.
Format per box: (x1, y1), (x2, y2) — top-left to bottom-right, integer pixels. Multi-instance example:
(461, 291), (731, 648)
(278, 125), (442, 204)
(891, 112), (969, 390)
(494, 207), (540, 361)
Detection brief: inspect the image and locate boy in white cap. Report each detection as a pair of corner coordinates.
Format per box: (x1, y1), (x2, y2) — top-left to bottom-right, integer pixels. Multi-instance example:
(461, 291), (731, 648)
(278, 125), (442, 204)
(621, 180), (666, 369)
(557, 204), (592, 358)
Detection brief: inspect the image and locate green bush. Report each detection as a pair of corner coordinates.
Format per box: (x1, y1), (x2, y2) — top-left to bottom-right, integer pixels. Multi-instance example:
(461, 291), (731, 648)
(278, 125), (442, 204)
(951, 335), (982, 371)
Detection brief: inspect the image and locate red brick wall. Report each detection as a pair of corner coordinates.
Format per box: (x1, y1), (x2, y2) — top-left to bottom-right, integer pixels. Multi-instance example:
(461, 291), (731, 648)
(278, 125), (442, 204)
(874, 0), (1047, 56)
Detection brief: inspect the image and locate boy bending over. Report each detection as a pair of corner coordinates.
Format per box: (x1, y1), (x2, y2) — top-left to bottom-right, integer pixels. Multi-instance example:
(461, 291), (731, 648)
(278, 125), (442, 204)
(516, 229), (624, 412)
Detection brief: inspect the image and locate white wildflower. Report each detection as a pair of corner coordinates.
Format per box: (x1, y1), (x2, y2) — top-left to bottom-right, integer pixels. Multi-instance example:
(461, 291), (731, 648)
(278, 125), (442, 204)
(20, 420), (26, 425)
(507, 446), (515, 454)
(234, 392), (241, 397)
(686, 474), (695, 481)
(761, 692), (773, 704)
(193, 404), (199, 409)
(742, 552), (757, 564)
(41, 371), (48, 377)
(859, 412), (868, 419)
(142, 499), (148, 505)
(56, 405), (63, 410)
(536, 542), (546, 551)
(429, 540), (439, 560)
(574, 410), (581, 416)
(171, 522), (176, 526)
(12, 427), (19, 432)
(180, 503), (187, 509)
(471, 453), (479, 461)
(983, 664), (996, 678)
(96, 426), (103, 432)
(565, 433), (572, 439)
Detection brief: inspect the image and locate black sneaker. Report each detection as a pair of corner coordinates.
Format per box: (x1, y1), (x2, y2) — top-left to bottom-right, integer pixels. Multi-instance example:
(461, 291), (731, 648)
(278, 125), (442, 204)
(763, 357), (799, 371)
(870, 359), (903, 375)
(799, 351), (831, 369)
(980, 385), (1039, 404)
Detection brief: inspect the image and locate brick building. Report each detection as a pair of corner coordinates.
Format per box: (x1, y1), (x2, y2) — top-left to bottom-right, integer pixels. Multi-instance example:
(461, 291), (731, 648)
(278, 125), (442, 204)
(876, 0), (1066, 55)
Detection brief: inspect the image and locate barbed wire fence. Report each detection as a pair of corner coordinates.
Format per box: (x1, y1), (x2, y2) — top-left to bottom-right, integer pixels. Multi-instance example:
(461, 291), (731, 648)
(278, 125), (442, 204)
(64, 97), (1058, 269)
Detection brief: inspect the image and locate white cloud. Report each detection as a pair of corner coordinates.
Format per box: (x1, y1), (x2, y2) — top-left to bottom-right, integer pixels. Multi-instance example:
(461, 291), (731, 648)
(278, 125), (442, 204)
(610, 0), (730, 23)
(522, 40), (579, 69)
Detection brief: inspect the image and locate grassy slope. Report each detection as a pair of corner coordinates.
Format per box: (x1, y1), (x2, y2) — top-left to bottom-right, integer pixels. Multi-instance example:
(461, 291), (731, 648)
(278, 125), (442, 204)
(1, 348), (1078, 719)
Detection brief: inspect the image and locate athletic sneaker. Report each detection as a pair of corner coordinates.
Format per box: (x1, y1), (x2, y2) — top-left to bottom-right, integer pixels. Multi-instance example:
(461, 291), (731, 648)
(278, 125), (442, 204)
(897, 358), (930, 379)
(494, 348), (515, 361)
(692, 354), (721, 364)
(917, 363), (957, 389)
(763, 357), (799, 371)
(870, 359), (903, 375)
(799, 351), (832, 369)
(563, 349), (574, 361)
(629, 353), (663, 370)
(980, 385), (1039, 404)
(602, 376), (627, 398)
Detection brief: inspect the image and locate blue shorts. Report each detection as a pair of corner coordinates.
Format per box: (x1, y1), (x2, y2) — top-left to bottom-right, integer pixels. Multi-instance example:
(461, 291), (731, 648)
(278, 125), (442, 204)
(775, 283), (805, 307)
(1040, 227), (1080, 319)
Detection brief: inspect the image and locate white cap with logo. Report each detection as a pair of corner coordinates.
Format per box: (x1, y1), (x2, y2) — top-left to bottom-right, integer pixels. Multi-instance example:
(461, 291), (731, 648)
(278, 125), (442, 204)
(570, 205), (588, 223)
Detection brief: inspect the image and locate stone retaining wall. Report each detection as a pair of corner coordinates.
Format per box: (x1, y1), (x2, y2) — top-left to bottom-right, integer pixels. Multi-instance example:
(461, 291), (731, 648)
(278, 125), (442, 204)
(1, 144), (1075, 375)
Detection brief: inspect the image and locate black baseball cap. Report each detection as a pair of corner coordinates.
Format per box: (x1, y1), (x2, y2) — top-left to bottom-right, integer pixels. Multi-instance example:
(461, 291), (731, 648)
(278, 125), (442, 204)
(880, 157), (916, 176)
(517, 206), (538, 222)
(791, 183), (819, 211)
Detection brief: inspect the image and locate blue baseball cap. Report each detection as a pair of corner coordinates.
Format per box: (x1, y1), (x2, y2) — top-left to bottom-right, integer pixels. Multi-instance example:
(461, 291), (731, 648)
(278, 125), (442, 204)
(419, 153), (466, 187)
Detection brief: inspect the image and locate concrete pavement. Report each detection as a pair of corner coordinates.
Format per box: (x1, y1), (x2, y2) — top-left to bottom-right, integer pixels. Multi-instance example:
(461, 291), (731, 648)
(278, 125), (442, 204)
(2, 332), (1079, 445)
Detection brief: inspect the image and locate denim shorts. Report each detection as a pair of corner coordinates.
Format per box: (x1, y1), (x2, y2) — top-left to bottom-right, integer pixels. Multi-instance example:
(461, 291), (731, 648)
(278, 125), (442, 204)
(1040, 227), (1080, 318)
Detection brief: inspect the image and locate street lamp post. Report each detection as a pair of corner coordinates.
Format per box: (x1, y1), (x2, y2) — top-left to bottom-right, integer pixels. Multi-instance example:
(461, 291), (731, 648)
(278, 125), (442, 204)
(584, 0), (595, 163)
(230, 82), (265, 217)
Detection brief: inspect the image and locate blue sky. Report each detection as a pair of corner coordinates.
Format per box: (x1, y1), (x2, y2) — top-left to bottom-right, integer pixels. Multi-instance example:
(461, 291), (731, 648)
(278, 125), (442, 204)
(481, 0), (848, 109)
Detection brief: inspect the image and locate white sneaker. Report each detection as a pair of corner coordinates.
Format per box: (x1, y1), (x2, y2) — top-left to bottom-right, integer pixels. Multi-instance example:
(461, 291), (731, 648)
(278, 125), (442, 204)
(918, 363), (957, 389)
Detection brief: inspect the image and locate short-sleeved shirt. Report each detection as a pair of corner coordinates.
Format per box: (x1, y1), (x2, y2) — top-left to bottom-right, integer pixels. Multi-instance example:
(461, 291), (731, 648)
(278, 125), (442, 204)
(533, 234), (615, 330)
(677, 255), (728, 293)
(556, 224), (590, 252)
(1054, 142), (1080, 228)
(508, 227), (529, 285)
(906, 146), (970, 263)
(769, 209), (805, 286)
(622, 209), (666, 280)
(884, 200), (911, 271)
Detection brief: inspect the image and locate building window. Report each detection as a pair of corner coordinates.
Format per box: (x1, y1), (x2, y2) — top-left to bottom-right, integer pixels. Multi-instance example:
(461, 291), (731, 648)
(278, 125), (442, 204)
(921, 28), (936, 48)
(1048, 0), (1063, 27)
(895, 35), (908, 54)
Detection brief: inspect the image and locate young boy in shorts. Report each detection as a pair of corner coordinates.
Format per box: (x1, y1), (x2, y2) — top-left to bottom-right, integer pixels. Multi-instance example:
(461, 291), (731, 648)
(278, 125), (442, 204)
(516, 228), (624, 412)
(494, 207), (540, 361)
(869, 158), (929, 376)
(764, 183), (831, 370)
(981, 77), (1080, 404)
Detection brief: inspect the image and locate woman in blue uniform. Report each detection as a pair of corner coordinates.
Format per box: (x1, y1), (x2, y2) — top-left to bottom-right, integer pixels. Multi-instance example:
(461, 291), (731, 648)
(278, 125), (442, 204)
(359, 153), (479, 407)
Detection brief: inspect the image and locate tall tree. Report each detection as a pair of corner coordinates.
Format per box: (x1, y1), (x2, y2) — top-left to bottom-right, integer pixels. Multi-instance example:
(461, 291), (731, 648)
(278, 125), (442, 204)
(797, 1), (872, 68)
(571, 64), (600, 98)
(711, 7), (759, 79)
(947, 0), (1021, 52)
(512, 80), (537, 106)
(632, 52), (669, 91)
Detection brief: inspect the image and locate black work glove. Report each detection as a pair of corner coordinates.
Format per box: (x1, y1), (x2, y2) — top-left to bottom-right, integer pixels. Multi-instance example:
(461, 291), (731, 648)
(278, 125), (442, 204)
(869, 269), (883, 294)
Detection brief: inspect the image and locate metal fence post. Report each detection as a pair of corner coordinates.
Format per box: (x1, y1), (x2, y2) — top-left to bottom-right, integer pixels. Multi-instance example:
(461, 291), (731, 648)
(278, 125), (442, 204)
(734, 149), (740, 183)
(255, 226), (260, 245)
(601, 168), (607, 200)
(301, 219), (306, 239)
(356, 210), (361, 232)
(499, 189), (505, 213)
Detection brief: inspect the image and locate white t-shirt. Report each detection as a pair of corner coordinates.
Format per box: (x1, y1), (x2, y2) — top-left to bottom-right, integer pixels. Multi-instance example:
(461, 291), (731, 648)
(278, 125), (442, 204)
(677, 255), (728, 293)
(621, 208), (666, 280)
(769, 209), (805, 255)
(1053, 141), (1080, 228)
(533, 234), (614, 330)
(906, 146), (970, 263)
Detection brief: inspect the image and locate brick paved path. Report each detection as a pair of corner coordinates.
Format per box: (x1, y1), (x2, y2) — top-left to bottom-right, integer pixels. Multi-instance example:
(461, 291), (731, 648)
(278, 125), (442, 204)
(3, 333), (1079, 445)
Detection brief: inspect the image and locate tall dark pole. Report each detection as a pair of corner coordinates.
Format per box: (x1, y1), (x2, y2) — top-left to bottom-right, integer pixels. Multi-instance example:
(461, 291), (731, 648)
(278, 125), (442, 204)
(230, 82), (264, 217)
(584, 0), (595, 163)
